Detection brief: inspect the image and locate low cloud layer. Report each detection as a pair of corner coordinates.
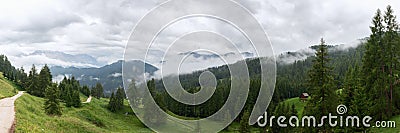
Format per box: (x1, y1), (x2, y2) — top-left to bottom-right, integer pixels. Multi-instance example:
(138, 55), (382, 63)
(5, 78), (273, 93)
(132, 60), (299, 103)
(0, 0), (399, 71)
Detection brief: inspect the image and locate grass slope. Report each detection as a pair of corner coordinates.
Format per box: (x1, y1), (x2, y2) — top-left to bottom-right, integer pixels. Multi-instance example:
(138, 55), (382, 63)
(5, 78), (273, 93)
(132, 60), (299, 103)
(282, 97), (307, 116)
(163, 110), (260, 132)
(0, 72), (17, 99)
(15, 93), (152, 133)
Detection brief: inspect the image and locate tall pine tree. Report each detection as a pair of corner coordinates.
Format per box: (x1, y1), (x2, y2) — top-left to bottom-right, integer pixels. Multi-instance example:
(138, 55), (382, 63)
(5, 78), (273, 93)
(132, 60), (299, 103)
(108, 87), (125, 112)
(383, 5), (400, 117)
(27, 64), (39, 96)
(239, 111), (250, 133)
(44, 83), (62, 116)
(38, 64), (52, 97)
(303, 38), (338, 132)
(362, 6), (400, 120)
(115, 87), (125, 110)
(108, 92), (117, 112)
(92, 82), (104, 99)
(143, 79), (166, 126)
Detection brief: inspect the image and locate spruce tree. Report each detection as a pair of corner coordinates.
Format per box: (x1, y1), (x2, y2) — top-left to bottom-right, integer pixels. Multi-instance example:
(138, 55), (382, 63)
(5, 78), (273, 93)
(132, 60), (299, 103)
(340, 65), (365, 132)
(289, 104), (298, 132)
(342, 66), (356, 106)
(72, 90), (81, 107)
(81, 85), (90, 97)
(383, 5), (400, 117)
(108, 92), (117, 112)
(116, 87), (125, 110)
(223, 109), (232, 131)
(362, 6), (400, 120)
(272, 103), (290, 133)
(59, 76), (68, 101)
(303, 38), (338, 132)
(44, 83), (62, 116)
(58, 77), (82, 108)
(65, 84), (74, 107)
(143, 79), (166, 126)
(18, 67), (28, 89)
(362, 8), (386, 121)
(38, 64), (52, 97)
(126, 81), (139, 107)
(291, 104), (297, 116)
(92, 82), (104, 99)
(71, 77), (82, 107)
(347, 65), (369, 132)
(90, 86), (96, 98)
(27, 64), (39, 96)
(239, 111), (250, 133)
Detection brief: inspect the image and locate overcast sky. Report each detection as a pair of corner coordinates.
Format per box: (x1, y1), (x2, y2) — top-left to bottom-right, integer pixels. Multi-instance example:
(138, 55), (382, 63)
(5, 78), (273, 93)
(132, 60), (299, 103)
(0, 0), (399, 70)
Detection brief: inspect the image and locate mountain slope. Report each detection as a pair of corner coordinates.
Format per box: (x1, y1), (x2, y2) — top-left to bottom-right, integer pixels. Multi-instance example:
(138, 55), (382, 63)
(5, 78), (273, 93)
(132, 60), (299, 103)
(162, 43), (365, 101)
(50, 42), (364, 99)
(15, 93), (151, 133)
(282, 97), (307, 117)
(0, 72), (17, 99)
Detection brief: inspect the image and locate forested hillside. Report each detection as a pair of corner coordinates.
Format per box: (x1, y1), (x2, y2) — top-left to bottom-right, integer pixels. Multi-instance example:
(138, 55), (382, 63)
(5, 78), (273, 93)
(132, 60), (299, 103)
(0, 55), (28, 89)
(140, 43), (364, 124)
(141, 6), (400, 133)
(158, 42), (365, 101)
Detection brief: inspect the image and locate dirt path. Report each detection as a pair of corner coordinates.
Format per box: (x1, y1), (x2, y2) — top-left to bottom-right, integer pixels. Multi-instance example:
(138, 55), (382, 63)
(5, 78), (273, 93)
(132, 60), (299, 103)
(0, 91), (23, 133)
(83, 96), (92, 103)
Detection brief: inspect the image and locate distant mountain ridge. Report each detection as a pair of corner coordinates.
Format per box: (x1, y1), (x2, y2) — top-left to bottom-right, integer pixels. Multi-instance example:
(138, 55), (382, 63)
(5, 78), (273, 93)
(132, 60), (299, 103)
(49, 41), (363, 95)
(50, 60), (158, 94)
(30, 50), (98, 64)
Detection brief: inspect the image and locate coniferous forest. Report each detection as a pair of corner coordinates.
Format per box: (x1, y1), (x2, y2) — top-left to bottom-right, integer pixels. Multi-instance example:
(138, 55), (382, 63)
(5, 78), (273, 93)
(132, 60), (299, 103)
(129, 5), (400, 132)
(0, 4), (400, 133)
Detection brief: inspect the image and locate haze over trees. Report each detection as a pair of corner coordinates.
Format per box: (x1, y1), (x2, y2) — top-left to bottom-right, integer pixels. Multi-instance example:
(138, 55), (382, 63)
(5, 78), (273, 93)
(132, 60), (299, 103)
(138, 5), (400, 133)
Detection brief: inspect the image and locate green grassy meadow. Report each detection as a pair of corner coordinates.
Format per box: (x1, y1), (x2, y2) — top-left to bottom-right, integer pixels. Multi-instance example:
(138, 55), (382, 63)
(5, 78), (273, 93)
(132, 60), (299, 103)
(14, 93), (152, 133)
(1, 76), (396, 132)
(282, 97), (307, 116)
(0, 72), (17, 99)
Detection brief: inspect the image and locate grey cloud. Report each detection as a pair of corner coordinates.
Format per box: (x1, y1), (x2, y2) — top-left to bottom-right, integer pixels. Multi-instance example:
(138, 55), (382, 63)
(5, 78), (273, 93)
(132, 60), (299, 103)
(22, 50), (102, 66)
(1, 0), (400, 70)
(254, 0), (398, 53)
(0, 30), (53, 44)
(16, 11), (82, 33)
